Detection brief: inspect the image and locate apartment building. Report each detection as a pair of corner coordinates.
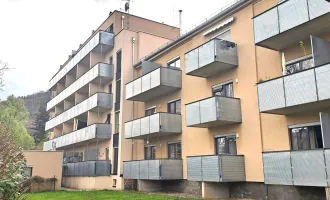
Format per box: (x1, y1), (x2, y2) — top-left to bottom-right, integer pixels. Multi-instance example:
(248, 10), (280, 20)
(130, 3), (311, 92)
(43, 10), (180, 190)
(122, 0), (330, 199)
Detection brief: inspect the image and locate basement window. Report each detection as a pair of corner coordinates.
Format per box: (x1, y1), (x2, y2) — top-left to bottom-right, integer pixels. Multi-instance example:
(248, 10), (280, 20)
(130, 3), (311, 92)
(290, 124), (323, 151)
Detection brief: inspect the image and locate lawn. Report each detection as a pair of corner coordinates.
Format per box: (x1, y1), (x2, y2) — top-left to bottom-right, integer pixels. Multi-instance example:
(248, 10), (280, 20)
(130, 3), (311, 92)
(21, 190), (200, 200)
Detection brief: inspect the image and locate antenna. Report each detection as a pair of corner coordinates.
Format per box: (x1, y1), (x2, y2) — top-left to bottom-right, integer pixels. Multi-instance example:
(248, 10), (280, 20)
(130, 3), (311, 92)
(178, 10), (183, 35)
(121, 0), (131, 29)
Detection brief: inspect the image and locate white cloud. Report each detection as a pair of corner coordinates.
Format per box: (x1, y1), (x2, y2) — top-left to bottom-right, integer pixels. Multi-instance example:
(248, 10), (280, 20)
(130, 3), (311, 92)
(0, 0), (233, 99)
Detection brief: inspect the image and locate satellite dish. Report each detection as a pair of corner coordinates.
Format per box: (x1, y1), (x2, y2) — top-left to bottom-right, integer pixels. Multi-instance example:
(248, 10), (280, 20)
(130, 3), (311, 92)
(125, 2), (130, 12)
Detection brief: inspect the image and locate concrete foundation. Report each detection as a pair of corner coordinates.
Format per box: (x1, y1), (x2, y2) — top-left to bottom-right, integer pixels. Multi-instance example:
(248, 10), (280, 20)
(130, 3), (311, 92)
(138, 180), (162, 192)
(202, 182), (229, 199)
(230, 182), (326, 200)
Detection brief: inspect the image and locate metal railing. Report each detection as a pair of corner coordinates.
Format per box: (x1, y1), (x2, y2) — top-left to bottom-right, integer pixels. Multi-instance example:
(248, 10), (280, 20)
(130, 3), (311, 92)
(263, 149), (330, 186)
(62, 160), (111, 177)
(43, 124), (111, 151)
(49, 31), (114, 90)
(185, 96), (242, 127)
(254, 0), (330, 44)
(257, 62), (330, 113)
(47, 63), (113, 111)
(45, 93), (112, 131)
(124, 112), (182, 139)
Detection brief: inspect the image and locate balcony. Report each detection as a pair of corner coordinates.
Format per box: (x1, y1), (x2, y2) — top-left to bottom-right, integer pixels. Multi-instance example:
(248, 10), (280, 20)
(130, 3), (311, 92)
(49, 31), (114, 89)
(47, 63), (114, 111)
(186, 96), (242, 128)
(45, 93), (112, 131)
(262, 149), (330, 187)
(124, 113), (182, 140)
(125, 66), (182, 102)
(257, 37), (330, 115)
(62, 160), (111, 177)
(43, 124), (111, 151)
(187, 155), (245, 182)
(123, 159), (183, 180)
(254, 0), (330, 51)
(185, 39), (238, 78)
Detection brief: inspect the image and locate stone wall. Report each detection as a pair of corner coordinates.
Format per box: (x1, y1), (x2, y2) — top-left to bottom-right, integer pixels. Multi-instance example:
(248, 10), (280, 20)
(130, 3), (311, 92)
(230, 182), (326, 200)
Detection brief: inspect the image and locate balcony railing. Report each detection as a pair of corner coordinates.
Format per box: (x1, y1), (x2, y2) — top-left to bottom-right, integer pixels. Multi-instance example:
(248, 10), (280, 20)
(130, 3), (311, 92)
(62, 160), (111, 177)
(123, 159), (183, 180)
(263, 149), (330, 187)
(49, 31), (114, 90)
(43, 124), (111, 151)
(124, 113), (182, 139)
(47, 63), (113, 111)
(45, 93), (112, 131)
(186, 96), (242, 128)
(185, 39), (238, 78)
(125, 67), (182, 102)
(187, 155), (245, 182)
(254, 0), (330, 50)
(257, 36), (330, 114)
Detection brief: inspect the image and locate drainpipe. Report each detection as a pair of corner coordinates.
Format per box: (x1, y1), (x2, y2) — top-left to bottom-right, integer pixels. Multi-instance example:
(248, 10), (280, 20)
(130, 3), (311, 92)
(131, 37), (136, 161)
(252, 3), (267, 199)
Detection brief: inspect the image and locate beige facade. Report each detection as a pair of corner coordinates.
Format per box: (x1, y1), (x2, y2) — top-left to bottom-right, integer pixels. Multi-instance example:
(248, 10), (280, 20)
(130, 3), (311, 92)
(43, 10), (180, 191)
(122, 0), (330, 199)
(24, 151), (63, 191)
(42, 1), (330, 199)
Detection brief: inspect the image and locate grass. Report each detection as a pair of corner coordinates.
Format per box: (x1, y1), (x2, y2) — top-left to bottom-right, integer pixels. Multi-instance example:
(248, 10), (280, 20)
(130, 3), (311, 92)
(21, 190), (200, 200)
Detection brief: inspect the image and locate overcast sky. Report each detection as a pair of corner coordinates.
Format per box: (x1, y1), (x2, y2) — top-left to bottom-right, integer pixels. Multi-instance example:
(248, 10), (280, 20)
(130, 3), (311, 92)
(0, 0), (233, 99)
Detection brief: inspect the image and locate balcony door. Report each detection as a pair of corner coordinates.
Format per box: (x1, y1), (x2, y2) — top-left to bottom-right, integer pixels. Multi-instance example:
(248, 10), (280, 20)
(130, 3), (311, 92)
(212, 81), (233, 97)
(289, 124), (323, 151)
(215, 135), (237, 155)
(144, 145), (156, 160)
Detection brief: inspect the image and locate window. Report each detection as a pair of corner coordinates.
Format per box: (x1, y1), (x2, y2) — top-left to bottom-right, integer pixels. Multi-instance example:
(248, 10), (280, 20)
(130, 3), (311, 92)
(215, 30), (231, 41)
(168, 99), (181, 114)
(115, 80), (121, 103)
(106, 24), (114, 33)
(105, 148), (109, 160)
(144, 146), (156, 160)
(290, 125), (323, 151)
(145, 107), (156, 116)
(77, 120), (87, 130)
(115, 112), (120, 134)
(168, 142), (182, 159)
(285, 56), (314, 75)
(213, 82), (233, 97)
(108, 84), (112, 94)
(116, 50), (122, 80)
(215, 136), (237, 155)
(105, 114), (111, 124)
(23, 167), (33, 177)
(113, 148), (118, 175)
(116, 50), (122, 74)
(109, 56), (113, 65)
(167, 57), (180, 69)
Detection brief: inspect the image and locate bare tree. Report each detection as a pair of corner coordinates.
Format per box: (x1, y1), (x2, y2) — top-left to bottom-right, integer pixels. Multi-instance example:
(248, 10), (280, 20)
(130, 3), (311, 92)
(0, 60), (9, 91)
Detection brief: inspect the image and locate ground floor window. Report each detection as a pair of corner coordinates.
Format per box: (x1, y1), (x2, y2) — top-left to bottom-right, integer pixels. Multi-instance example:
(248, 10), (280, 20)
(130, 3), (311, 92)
(23, 167), (33, 177)
(290, 124), (323, 150)
(144, 145), (156, 160)
(215, 136), (237, 155)
(168, 142), (182, 159)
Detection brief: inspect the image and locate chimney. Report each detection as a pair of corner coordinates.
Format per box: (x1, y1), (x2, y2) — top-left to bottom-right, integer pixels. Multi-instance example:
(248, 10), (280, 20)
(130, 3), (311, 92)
(179, 10), (183, 35)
